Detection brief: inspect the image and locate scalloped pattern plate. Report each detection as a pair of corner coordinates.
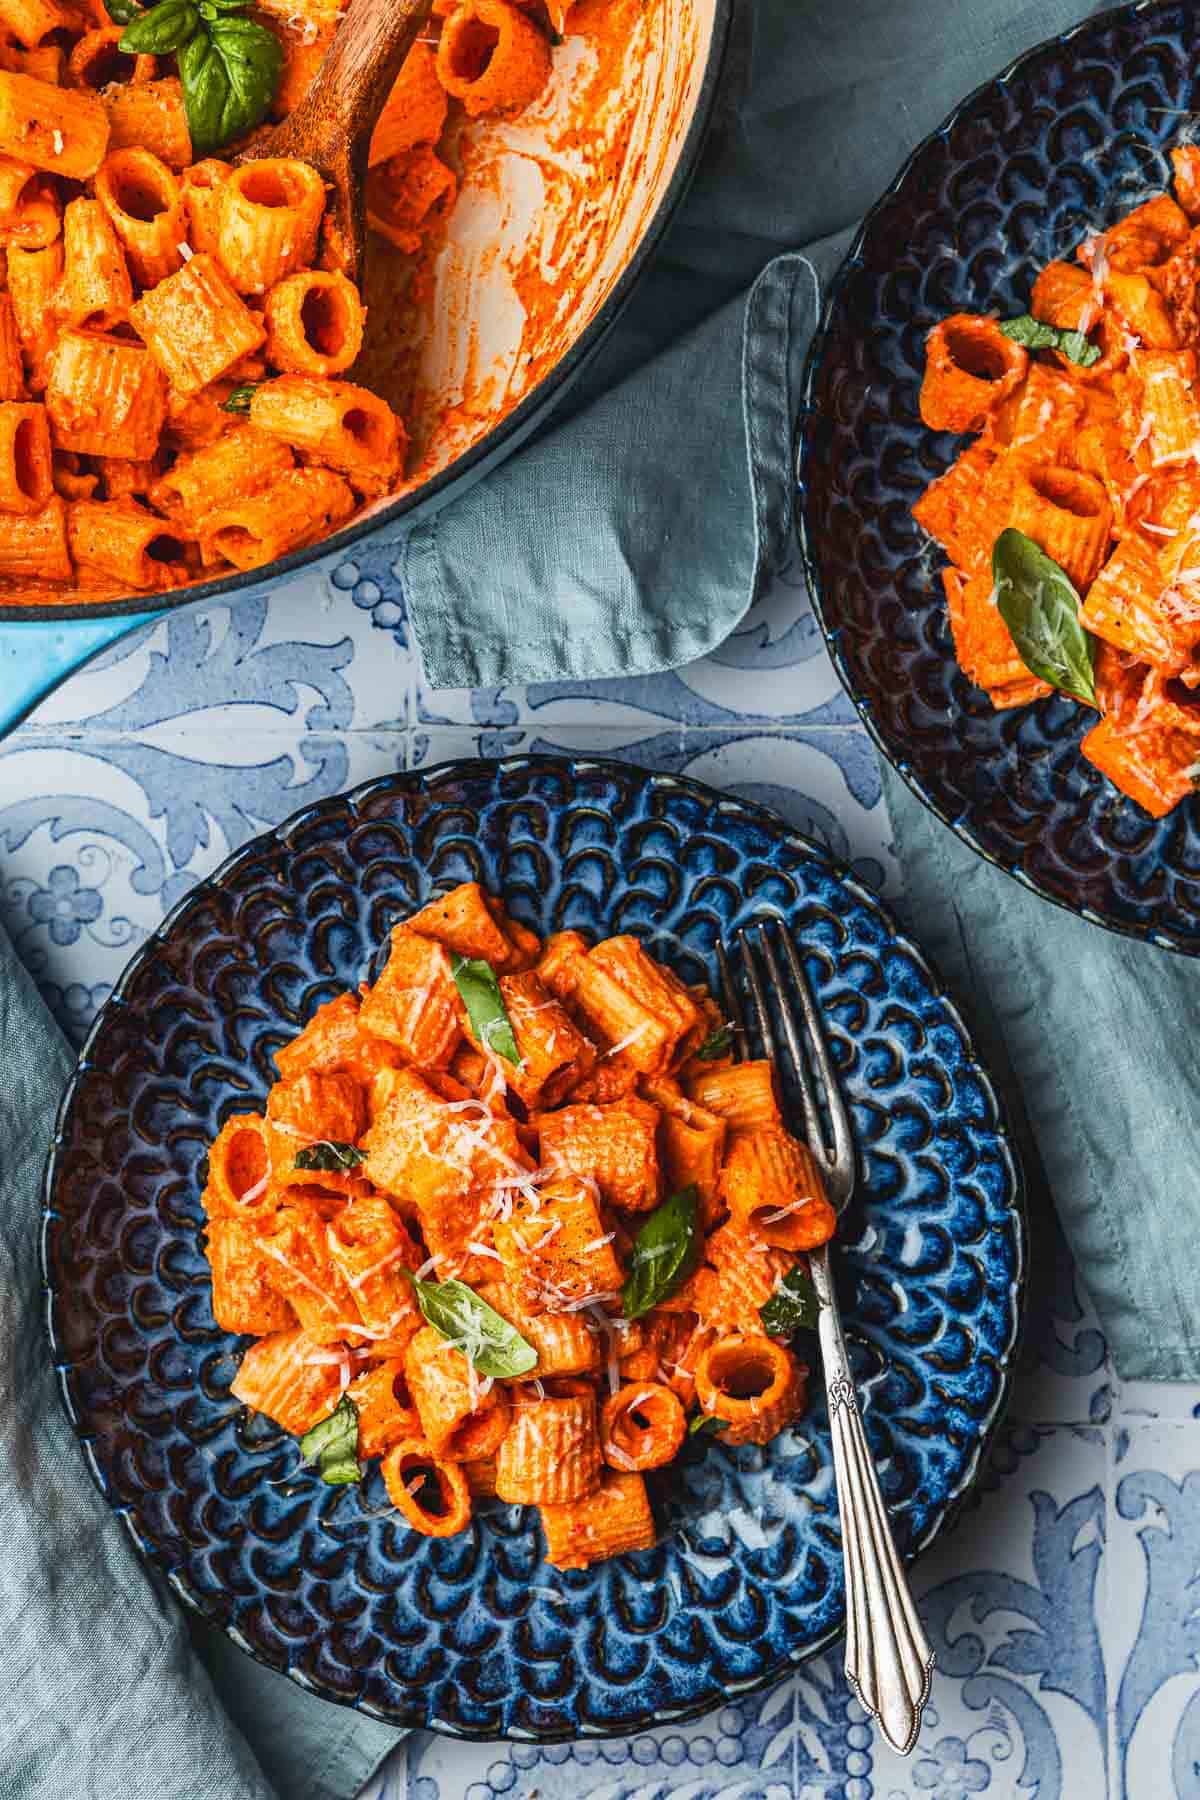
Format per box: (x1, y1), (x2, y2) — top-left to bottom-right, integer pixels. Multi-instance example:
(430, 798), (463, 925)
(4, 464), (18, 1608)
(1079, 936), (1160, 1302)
(797, 0), (1200, 953)
(42, 757), (1024, 1738)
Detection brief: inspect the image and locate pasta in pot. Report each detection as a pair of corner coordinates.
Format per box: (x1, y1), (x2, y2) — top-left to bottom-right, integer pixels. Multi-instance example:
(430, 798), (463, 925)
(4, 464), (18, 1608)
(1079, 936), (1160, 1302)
(0, 0), (626, 598)
(207, 880), (833, 1569)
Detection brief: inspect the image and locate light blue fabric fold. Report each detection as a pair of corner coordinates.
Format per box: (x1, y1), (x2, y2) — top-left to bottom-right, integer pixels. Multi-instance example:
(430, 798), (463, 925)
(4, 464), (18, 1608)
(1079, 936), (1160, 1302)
(0, 921), (401, 1799)
(882, 765), (1200, 1382)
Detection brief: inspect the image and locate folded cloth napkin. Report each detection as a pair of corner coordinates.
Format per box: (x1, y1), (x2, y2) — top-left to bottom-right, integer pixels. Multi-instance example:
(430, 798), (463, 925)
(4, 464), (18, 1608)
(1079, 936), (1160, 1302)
(883, 766), (1200, 1383)
(0, 922), (401, 1800)
(402, 0), (1105, 689)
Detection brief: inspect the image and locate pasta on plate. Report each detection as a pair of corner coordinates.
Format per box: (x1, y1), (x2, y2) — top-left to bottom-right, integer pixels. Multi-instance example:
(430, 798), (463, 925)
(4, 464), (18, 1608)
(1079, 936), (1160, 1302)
(913, 145), (1200, 817)
(0, 0), (594, 602)
(203, 880), (835, 1570)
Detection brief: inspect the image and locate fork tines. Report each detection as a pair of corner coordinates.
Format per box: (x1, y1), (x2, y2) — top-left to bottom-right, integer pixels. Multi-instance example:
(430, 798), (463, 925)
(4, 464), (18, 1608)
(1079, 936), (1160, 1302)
(721, 918), (854, 1208)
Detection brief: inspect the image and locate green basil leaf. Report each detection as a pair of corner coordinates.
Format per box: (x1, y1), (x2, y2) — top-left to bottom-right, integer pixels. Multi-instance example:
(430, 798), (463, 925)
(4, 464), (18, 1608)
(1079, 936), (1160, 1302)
(621, 1185), (701, 1321)
(694, 1025), (732, 1062)
(410, 1276), (538, 1378)
(221, 382), (259, 413)
(119, 0), (198, 54)
(179, 13), (282, 157)
(293, 1140), (366, 1173)
(999, 313), (1101, 368)
(450, 953), (522, 1065)
(299, 1395), (362, 1485)
(992, 528), (1097, 706)
(104, 0), (145, 23)
(688, 1412), (727, 1437)
(760, 1264), (819, 1337)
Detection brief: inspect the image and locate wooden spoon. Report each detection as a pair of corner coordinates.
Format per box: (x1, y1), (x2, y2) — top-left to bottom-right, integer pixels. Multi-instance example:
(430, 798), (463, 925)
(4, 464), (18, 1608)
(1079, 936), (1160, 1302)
(236, 0), (435, 285)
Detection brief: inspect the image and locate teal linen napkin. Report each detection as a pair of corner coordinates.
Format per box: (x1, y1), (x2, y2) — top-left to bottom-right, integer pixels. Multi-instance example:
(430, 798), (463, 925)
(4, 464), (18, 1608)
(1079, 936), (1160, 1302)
(882, 766), (1200, 1382)
(0, 923), (401, 1799)
(404, 0), (1105, 688)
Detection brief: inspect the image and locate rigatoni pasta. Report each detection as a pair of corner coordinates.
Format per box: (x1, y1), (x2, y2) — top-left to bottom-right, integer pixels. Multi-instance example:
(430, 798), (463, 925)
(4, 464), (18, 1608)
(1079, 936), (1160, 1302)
(914, 145), (1200, 814)
(207, 880), (831, 1570)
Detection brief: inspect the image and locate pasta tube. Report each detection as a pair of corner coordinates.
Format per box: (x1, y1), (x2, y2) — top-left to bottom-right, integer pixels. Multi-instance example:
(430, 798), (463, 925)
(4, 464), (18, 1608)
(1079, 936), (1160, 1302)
(685, 1059), (781, 1131)
(358, 926), (464, 1068)
(180, 158), (229, 257)
(103, 78), (191, 170)
(66, 497), (190, 590)
(201, 1111), (274, 1226)
(1008, 466), (1111, 593)
(572, 935), (704, 1074)
(539, 1471), (656, 1569)
(436, 0), (551, 117)
(273, 990), (401, 1084)
(60, 197), (131, 330)
(216, 158), (324, 296)
(495, 1384), (602, 1503)
(264, 270), (364, 378)
(0, 294), (25, 401)
(535, 1097), (661, 1211)
(404, 1325), (511, 1461)
(0, 399), (51, 512)
(0, 0), (68, 49)
(249, 375), (404, 496)
(128, 252), (266, 396)
(206, 1215), (296, 1336)
(382, 1438), (473, 1537)
(7, 241), (61, 391)
(45, 329), (166, 460)
(0, 72), (108, 179)
(148, 422), (294, 530)
(94, 148), (186, 289)
(599, 1381), (685, 1471)
(694, 1332), (806, 1446)
(344, 1358), (419, 1458)
(198, 465), (355, 570)
(719, 1127), (838, 1251)
(0, 491), (69, 576)
(369, 42), (446, 164)
(920, 314), (1027, 433)
(230, 1326), (343, 1435)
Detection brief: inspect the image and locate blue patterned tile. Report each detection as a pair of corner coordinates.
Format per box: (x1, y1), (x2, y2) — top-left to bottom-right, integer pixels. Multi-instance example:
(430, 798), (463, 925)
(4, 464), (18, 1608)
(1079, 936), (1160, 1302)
(0, 728), (403, 1044)
(24, 574), (412, 735)
(1108, 1422), (1200, 1800)
(403, 1678), (799, 1800)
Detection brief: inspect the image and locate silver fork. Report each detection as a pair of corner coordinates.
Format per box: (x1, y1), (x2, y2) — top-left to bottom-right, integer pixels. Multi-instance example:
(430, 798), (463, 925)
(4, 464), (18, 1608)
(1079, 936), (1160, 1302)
(719, 919), (934, 1757)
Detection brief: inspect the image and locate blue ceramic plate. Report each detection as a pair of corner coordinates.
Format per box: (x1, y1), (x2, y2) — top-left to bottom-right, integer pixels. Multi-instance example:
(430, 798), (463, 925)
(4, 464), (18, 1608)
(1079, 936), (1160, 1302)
(41, 757), (1024, 1739)
(797, 0), (1200, 954)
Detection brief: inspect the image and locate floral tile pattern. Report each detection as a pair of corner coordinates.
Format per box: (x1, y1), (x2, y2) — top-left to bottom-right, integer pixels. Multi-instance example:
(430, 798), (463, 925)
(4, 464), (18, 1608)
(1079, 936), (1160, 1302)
(0, 534), (1186, 1798)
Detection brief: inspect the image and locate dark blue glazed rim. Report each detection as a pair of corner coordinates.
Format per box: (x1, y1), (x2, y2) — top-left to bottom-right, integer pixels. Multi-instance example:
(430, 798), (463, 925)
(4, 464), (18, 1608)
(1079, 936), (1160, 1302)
(41, 756), (1026, 1739)
(797, 0), (1200, 954)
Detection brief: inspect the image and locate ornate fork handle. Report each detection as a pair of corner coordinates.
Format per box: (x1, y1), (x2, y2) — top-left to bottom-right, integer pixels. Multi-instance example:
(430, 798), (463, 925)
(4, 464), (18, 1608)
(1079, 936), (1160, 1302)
(810, 1243), (934, 1755)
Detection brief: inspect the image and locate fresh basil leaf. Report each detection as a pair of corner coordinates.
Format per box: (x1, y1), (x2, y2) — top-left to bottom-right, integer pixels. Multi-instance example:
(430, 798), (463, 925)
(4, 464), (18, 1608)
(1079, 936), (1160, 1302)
(999, 313), (1101, 369)
(179, 12), (282, 157)
(992, 528), (1097, 706)
(293, 1140), (366, 1173)
(688, 1412), (727, 1437)
(760, 1264), (819, 1337)
(410, 1275), (538, 1378)
(694, 1025), (731, 1062)
(450, 953), (522, 1065)
(221, 382), (259, 414)
(104, 0), (144, 23)
(119, 0), (198, 54)
(299, 1395), (362, 1485)
(621, 1185), (701, 1321)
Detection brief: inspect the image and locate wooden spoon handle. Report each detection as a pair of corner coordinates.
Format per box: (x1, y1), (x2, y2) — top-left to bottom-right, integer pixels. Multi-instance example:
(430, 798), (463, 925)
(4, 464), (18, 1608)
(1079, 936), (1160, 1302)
(291, 0), (434, 167)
